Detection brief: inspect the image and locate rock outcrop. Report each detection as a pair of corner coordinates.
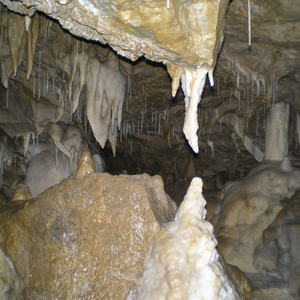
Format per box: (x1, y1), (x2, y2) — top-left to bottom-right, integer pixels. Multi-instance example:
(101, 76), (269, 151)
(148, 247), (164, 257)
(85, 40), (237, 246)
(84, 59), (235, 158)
(0, 172), (176, 299)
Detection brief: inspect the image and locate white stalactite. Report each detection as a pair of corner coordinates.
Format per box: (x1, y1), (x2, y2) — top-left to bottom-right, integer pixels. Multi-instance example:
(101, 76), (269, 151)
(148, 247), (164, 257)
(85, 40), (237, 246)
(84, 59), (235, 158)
(8, 11), (25, 77)
(26, 14), (39, 80)
(248, 0), (251, 47)
(167, 65), (212, 153)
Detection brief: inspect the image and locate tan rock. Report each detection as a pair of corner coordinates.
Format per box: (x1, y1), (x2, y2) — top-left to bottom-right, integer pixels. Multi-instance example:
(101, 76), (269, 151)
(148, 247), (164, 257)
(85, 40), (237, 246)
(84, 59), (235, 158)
(11, 184), (32, 201)
(0, 247), (25, 299)
(75, 150), (95, 179)
(2, 0), (229, 69)
(0, 172), (176, 299)
(213, 161), (300, 273)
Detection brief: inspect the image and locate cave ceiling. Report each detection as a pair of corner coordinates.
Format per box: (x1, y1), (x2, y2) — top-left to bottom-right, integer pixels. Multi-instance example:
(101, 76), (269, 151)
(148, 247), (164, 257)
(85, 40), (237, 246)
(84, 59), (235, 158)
(0, 0), (300, 190)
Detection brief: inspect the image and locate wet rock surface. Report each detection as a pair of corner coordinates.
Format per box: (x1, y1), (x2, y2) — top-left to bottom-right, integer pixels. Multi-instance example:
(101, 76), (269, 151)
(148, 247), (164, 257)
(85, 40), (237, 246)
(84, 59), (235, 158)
(0, 172), (176, 299)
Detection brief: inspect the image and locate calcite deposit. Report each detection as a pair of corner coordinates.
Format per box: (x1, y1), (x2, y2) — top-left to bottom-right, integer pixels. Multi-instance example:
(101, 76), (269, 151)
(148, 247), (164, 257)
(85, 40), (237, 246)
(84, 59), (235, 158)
(0, 0), (228, 69)
(135, 177), (241, 300)
(11, 184), (32, 201)
(0, 172), (176, 299)
(212, 158), (300, 273)
(75, 150), (95, 179)
(263, 190), (300, 297)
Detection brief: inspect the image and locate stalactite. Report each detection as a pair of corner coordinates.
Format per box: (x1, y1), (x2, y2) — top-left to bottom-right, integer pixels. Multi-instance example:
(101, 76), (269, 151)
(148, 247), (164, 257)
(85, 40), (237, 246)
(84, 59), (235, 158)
(8, 12), (25, 76)
(43, 75), (46, 97)
(24, 16), (31, 32)
(127, 76), (130, 94)
(43, 17), (46, 53)
(248, 0), (251, 47)
(141, 111), (144, 133)
(33, 74), (35, 98)
(251, 80), (254, 103)
(297, 115), (300, 147)
(217, 77), (219, 99)
(120, 124), (122, 143)
(0, 164), (2, 189)
(158, 114), (161, 136)
(166, 0), (170, 9)
(6, 81), (9, 109)
(46, 69), (49, 94)
(52, 67), (55, 95)
(26, 14), (39, 80)
(256, 112), (258, 136)
(275, 79), (278, 102)
(38, 50), (41, 100)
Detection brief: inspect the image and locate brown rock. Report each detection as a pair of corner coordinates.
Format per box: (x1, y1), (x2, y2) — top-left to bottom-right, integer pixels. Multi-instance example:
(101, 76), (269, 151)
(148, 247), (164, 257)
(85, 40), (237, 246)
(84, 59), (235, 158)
(2, 0), (229, 69)
(75, 150), (95, 180)
(0, 172), (176, 299)
(220, 255), (253, 300)
(11, 184), (32, 201)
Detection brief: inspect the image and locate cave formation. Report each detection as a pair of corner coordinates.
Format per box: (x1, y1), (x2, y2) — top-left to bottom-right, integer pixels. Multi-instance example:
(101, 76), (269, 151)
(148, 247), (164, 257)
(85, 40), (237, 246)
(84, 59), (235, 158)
(0, 0), (300, 299)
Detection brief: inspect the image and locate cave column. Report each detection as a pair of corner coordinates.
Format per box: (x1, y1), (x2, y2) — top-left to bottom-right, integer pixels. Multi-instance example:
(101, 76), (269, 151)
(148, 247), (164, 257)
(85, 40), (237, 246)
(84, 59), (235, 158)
(264, 102), (289, 161)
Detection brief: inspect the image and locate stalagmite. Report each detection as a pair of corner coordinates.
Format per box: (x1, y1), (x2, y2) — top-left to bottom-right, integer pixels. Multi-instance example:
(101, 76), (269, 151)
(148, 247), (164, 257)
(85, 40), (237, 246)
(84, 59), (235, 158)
(264, 102), (289, 161)
(137, 177), (239, 299)
(26, 13), (39, 80)
(8, 11), (25, 76)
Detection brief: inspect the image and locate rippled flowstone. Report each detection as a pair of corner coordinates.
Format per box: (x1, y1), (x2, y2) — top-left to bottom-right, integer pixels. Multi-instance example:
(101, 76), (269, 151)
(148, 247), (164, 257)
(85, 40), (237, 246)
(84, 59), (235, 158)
(0, 172), (176, 299)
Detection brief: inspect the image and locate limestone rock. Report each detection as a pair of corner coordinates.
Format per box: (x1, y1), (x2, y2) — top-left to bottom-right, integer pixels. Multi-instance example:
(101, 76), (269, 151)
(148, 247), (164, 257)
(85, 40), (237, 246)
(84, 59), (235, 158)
(135, 177), (240, 300)
(11, 184), (32, 201)
(0, 172), (176, 299)
(0, 247), (25, 300)
(1, 0), (229, 69)
(213, 160), (300, 273)
(24, 149), (71, 198)
(75, 151), (95, 179)
(263, 190), (300, 298)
